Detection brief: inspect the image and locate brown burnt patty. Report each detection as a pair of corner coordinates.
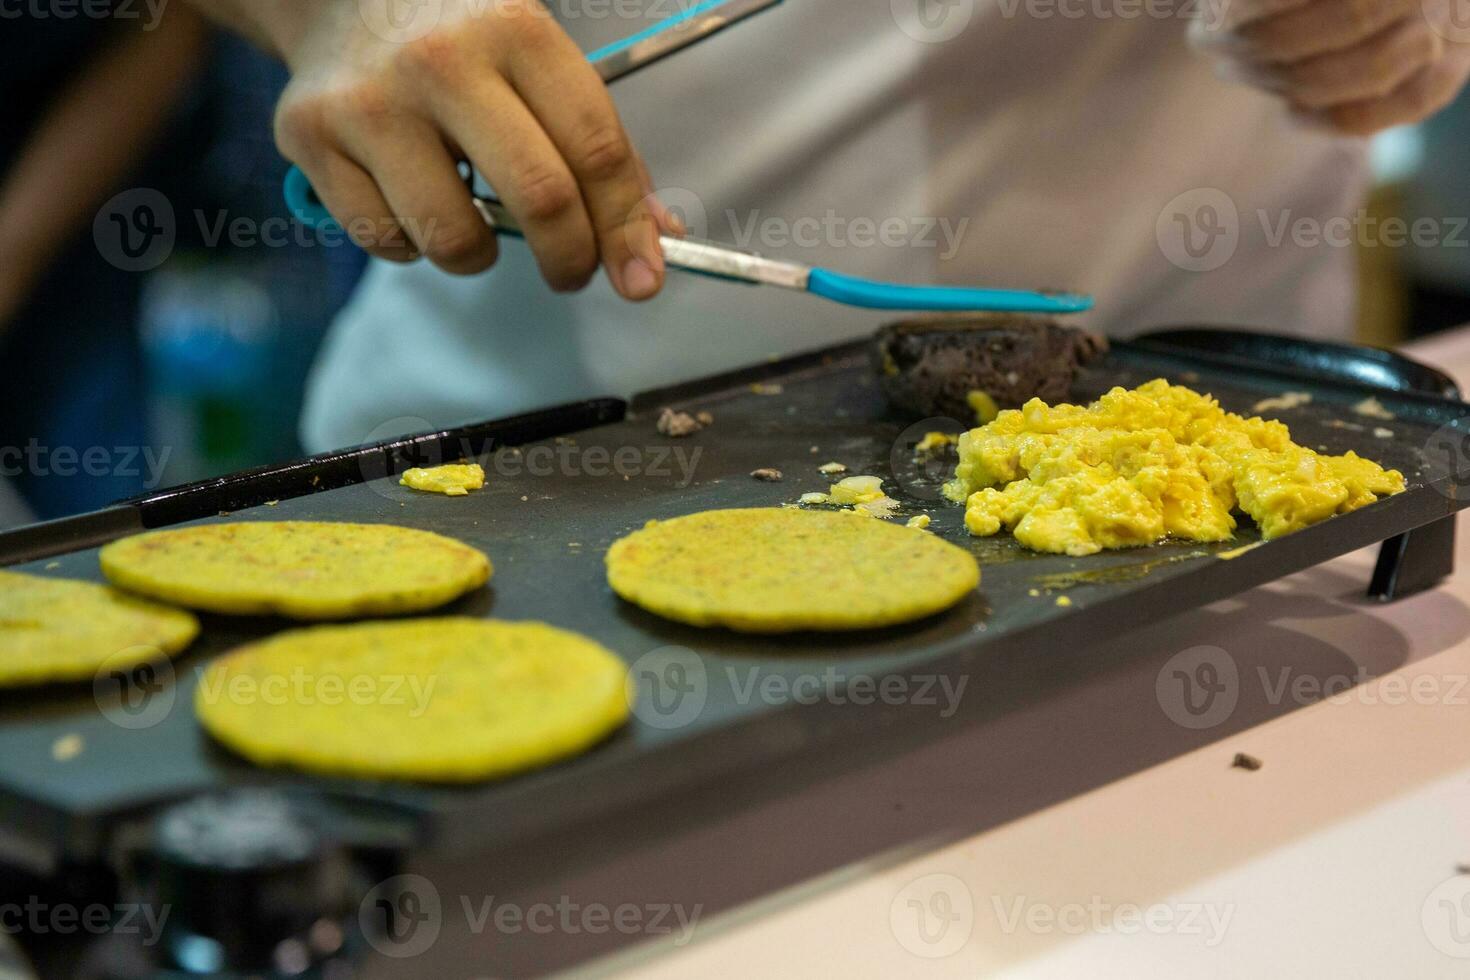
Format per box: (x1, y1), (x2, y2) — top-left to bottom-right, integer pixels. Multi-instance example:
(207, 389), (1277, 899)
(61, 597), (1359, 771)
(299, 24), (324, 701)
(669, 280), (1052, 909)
(874, 314), (1108, 420)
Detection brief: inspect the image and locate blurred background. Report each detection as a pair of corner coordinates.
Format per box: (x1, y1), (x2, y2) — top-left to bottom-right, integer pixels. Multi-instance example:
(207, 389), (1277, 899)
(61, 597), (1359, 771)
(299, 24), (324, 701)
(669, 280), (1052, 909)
(1, 6), (1468, 530)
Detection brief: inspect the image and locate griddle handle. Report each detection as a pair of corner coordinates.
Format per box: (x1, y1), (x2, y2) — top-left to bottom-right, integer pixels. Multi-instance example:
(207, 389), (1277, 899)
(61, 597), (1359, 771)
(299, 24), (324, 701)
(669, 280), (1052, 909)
(1133, 326), (1461, 398)
(1135, 325), (1458, 601)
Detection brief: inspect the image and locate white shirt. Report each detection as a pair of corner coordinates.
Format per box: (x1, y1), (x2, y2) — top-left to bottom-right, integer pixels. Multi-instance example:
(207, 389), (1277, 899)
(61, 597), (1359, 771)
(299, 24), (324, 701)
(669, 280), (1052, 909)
(300, 0), (1368, 452)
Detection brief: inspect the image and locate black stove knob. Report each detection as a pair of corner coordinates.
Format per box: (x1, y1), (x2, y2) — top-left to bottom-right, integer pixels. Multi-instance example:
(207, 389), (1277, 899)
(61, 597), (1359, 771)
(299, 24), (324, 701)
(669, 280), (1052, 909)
(143, 789), (352, 976)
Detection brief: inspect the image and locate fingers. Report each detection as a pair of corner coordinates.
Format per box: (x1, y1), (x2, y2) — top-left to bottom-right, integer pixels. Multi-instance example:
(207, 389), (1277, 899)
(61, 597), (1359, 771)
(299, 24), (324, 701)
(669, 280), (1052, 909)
(269, 0), (670, 295)
(339, 118), (499, 275)
(636, 153), (687, 237)
(1192, 0), (1470, 136)
(436, 75), (600, 292)
(1195, 0), (1316, 35)
(1304, 54), (1470, 134)
(279, 148), (418, 263)
(501, 13), (665, 300)
(1232, 0), (1415, 63)
(1242, 17), (1443, 109)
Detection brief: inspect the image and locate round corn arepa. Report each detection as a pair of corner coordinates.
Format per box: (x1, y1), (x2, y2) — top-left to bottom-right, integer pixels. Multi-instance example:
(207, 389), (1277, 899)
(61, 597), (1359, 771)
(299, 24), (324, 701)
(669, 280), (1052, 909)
(99, 521), (491, 620)
(194, 618), (631, 782)
(0, 569), (199, 686)
(605, 507), (980, 632)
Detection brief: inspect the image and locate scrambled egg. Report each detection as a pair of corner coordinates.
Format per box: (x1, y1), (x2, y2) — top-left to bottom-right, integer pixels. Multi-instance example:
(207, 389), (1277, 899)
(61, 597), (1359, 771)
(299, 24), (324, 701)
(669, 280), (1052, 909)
(802, 475), (902, 518)
(966, 390), (1000, 425)
(400, 463), (485, 496)
(915, 431), (959, 454)
(944, 379), (1405, 556)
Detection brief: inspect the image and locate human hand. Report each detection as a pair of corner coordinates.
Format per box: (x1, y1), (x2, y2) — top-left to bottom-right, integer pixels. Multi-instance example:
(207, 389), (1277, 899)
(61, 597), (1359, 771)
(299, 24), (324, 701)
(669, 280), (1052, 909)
(229, 0), (674, 298)
(1189, 0), (1470, 135)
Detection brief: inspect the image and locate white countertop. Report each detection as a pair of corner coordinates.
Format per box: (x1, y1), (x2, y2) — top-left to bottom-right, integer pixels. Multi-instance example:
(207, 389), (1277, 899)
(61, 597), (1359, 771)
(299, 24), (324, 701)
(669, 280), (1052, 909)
(594, 328), (1470, 979)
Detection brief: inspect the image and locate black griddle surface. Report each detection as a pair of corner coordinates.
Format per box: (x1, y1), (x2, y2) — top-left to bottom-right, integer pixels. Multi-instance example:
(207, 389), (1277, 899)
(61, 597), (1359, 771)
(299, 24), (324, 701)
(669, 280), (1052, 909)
(2, 339), (1467, 865)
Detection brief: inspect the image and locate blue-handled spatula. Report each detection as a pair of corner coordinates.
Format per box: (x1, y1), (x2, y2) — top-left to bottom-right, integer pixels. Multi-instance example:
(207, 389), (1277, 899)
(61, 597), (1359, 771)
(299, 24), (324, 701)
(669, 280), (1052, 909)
(283, 0), (1093, 315)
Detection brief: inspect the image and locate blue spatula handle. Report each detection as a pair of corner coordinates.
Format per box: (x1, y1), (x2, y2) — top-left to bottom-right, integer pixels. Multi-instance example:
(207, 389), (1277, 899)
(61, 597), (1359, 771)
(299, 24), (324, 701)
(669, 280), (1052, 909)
(807, 268), (1094, 314)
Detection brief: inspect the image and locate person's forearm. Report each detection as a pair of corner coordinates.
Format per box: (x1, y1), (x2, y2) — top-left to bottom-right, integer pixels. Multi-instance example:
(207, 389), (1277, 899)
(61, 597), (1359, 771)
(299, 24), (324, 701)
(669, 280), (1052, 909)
(178, 0), (327, 64)
(0, 5), (208, 325)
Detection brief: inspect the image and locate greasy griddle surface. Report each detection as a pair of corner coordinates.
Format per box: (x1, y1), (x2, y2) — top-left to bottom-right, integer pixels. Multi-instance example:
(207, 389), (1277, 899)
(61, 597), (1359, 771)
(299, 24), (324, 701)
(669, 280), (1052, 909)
(1, 343), (1464, 859)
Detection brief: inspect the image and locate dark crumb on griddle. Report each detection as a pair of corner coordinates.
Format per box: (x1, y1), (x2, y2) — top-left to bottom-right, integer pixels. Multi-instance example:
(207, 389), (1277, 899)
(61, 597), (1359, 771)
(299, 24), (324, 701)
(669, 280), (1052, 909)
(656, 407), (705, 437)
(750, 468), (783, 482)
(1231, 752), (1263, 772)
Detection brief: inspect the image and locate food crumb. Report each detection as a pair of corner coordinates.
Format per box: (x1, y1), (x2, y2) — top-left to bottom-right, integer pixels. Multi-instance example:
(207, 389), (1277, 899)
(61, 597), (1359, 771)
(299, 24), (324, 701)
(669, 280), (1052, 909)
(400, 463), (485, 496)
(1231, 752), (1263, 772)
(1252, 391), (1312, 413)
(817, 462), (847, 475)
(750, 382), (783, 396)
(855, 497), (901, 519)
(696, 410), (714, 426)
(915, 431), (958, 454)
(51, 734), (84, 762)
(809, 446), (820, 454)
(1028, 588), (1040, 597)
(906, 514), (931, 530)
(264, 500), (280, 507)
(966, 390), (1000, 424)
(520, 495), (529, 501)
(750, 468), (784, 482)
(44, 562), (59, 570)
(1373, 427), (1393, 439)
(656, 407), (705, 437)
(799, 492), (828, 505)
(1055, 595), (1073, 608)
(1353, 396), (1395, 420)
